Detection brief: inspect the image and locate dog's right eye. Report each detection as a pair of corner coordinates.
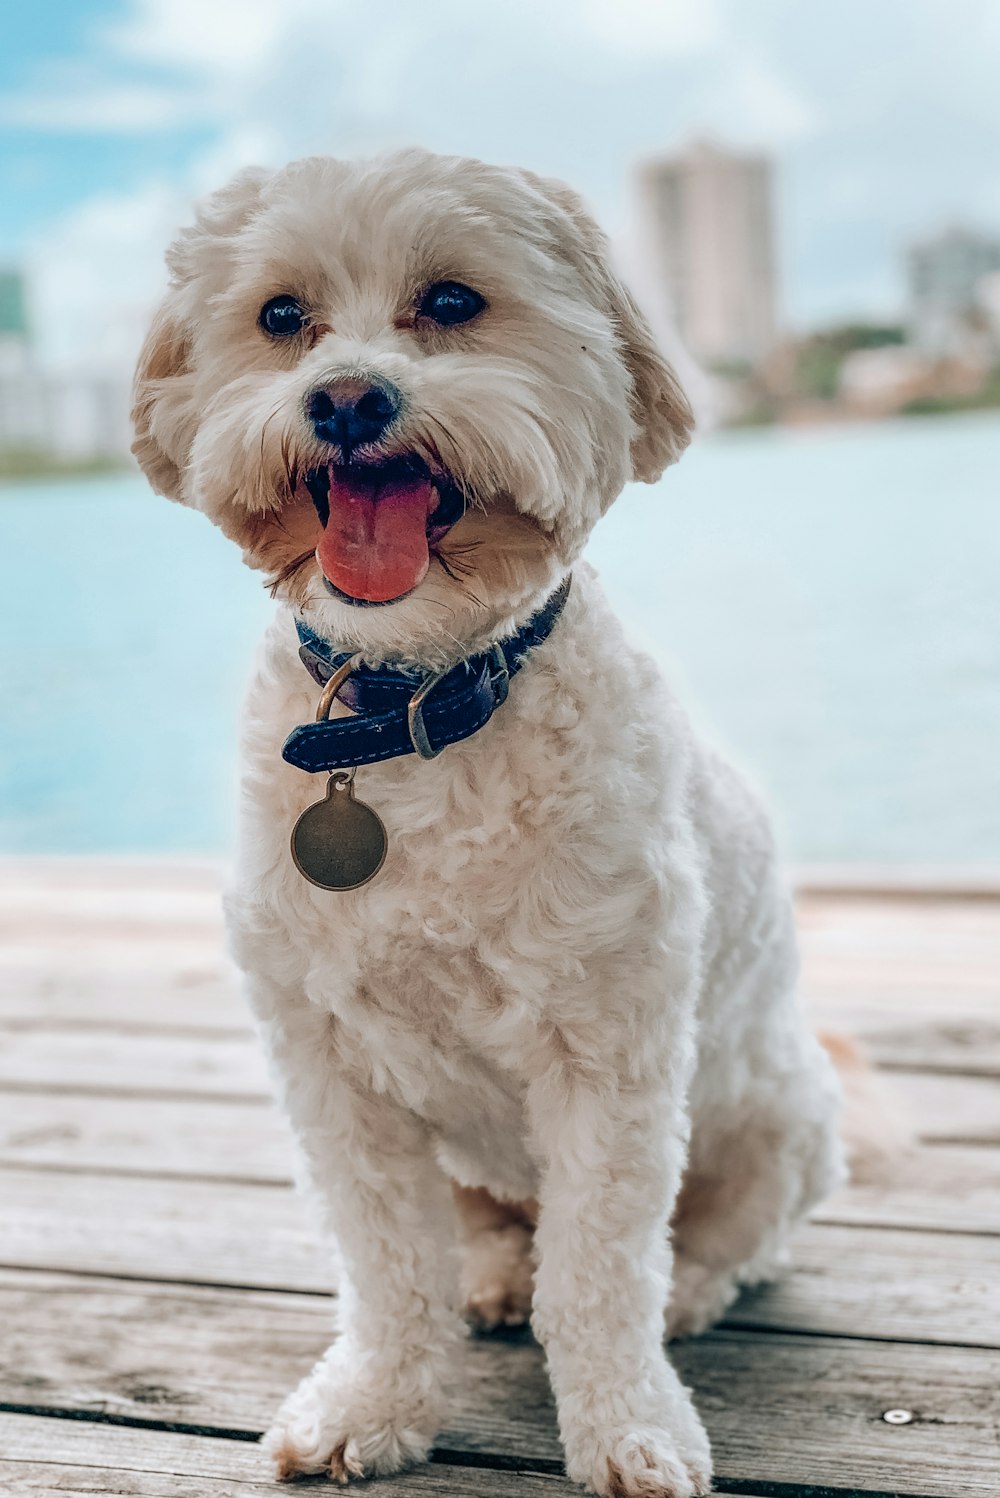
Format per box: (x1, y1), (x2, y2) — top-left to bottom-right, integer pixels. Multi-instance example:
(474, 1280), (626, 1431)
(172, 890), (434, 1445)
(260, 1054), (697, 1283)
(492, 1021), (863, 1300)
(259, 296), (307, 337)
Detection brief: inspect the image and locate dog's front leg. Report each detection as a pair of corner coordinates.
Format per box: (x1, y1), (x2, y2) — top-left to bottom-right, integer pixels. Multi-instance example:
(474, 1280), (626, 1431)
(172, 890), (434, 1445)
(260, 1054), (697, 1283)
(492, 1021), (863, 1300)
(252, 993), (461, 1484)
(528, 1076), (712, 1498)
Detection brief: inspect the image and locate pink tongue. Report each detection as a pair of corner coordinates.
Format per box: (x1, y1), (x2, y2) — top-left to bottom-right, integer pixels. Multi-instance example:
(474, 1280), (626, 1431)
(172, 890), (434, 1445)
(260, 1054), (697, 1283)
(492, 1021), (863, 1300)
(317, 468), (436, 603)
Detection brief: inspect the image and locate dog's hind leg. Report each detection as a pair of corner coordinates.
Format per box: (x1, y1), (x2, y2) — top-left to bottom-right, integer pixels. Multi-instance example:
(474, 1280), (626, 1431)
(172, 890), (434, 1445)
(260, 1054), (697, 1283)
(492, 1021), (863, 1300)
(452, 1184), (536, 1330)
(667, 1031), (845, 1340)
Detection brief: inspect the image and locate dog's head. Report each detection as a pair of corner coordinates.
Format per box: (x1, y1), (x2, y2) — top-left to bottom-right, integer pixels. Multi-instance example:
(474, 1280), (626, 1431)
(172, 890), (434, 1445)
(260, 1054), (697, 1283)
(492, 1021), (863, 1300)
(133, 149), (692, 666)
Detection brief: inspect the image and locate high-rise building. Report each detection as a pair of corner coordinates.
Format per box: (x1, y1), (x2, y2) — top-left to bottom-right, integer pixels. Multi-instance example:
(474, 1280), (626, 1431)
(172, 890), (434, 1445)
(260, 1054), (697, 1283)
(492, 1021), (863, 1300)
(907, 226), (1000, 354)
(636, 140), (778, 369)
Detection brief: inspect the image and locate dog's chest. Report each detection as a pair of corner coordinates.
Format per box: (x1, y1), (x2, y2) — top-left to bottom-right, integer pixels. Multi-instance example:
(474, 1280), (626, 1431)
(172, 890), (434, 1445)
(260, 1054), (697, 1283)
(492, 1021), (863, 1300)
(243, 725), (563, 1095)
(269, 843), (544, 1190)
(231, 589), (677, 1168)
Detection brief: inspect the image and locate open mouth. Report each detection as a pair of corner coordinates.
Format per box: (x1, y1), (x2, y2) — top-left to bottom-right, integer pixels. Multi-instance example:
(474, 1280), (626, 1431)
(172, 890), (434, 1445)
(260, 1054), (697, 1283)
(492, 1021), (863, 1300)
(303, 456), (465, 606)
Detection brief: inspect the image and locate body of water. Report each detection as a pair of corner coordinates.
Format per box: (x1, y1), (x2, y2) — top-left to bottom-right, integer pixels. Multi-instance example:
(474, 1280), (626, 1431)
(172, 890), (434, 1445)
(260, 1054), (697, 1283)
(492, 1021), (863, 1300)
(3, 414), (998, 865)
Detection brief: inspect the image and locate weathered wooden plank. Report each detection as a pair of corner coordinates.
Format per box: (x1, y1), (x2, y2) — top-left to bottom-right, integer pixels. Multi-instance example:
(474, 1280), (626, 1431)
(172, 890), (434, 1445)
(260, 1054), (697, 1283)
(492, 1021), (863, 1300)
(0, 1415), (574, 1496)
(0, 924), (229, 991)
(3, 863), (999, 1037)
(671, 1331), (1000, 1498)
(0, 1217), (996, 1387)
(0, 1028), (270, 1100)
(0, 1167), (330, 1290)
(2, 1060), (997, 1183)
(1, 1321), (997, 1496)
(796, 888), (1000, 945)
(6, 975), (999, 1078)
(0, 1091), (294, 1182)
(1, 1219), (997, 1449)
(863, 1020), (1000, 1078)
(797, 891), (1000, 1020)
(0, 863), (223, 921)
(896, 1070), (1000, 1142)
(815, 1145), (1000, 1235)
(2, 1142), (997, 1298)
(727, 1222), (1000, 1346)
(795, 867), (1000, 896)
(0, 1274), (335, 1429)
(0, 974), (248, 1037)
(0, 860), (243, 1035)
(7, 980), (999, 1091)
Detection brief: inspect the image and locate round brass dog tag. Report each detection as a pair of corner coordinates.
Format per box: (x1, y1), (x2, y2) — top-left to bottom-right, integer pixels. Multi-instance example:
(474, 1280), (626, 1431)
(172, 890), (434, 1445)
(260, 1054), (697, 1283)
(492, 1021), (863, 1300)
(290, 773), (387, 890)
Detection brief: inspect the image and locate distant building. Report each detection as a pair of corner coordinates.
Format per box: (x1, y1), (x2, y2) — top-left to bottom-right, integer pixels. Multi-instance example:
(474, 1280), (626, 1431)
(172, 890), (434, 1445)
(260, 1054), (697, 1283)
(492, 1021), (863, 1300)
(0, 265), (132, 461)
(636, 140), (778, 370)
(977, 270), (1000, 348)
(0, 368), (132, 461)
(908, 227), (1000, 355)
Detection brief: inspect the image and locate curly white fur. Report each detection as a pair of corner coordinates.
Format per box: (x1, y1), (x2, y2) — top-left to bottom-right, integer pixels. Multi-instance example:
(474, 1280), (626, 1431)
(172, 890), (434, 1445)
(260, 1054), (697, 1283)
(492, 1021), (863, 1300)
(133, 149), (845, 1498)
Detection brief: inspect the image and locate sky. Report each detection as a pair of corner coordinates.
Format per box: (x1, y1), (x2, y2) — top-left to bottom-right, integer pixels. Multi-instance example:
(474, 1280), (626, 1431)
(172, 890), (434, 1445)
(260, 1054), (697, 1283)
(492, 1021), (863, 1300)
(1, 0), (999, 372)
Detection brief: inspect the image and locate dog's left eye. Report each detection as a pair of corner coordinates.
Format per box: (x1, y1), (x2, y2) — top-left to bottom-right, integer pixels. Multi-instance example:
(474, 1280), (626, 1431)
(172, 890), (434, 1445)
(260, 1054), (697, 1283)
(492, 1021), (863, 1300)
(259, 296), (307, 337)
(418, 281), (486, 327)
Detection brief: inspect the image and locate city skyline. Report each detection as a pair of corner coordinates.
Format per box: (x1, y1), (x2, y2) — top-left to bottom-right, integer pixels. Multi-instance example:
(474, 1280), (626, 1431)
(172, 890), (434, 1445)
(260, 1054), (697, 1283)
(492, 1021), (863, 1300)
(3, 140), (998, 378)
(3, 136), (999, 461)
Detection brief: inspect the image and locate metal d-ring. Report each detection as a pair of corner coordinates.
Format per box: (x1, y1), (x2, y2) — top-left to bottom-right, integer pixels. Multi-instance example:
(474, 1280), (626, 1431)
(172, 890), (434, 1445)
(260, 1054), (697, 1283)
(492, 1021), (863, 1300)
(488, 644), (509, 707)
(315, 653), (364, 722)
(407, 667), (447, 759)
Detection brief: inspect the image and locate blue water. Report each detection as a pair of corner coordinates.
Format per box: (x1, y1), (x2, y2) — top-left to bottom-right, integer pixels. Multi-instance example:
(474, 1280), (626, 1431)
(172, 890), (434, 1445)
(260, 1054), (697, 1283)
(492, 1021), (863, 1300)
(3, 414), (999, 863)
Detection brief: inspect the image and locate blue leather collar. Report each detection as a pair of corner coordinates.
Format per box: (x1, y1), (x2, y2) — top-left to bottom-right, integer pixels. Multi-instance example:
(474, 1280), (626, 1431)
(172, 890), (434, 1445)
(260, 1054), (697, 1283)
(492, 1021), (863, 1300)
(282, 575), (572, 774)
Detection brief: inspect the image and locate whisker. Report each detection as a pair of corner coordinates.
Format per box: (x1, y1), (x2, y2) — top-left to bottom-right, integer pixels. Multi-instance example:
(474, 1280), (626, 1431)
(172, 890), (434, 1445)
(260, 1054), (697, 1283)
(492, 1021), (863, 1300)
(266, 549), (314, 598)
(255, 396), (300, 508)
(423, 414), (478, 510)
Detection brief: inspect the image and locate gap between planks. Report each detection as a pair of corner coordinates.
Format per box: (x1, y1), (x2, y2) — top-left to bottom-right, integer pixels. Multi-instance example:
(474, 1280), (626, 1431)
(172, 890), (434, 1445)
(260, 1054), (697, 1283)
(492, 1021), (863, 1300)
(0, 1413), (794, 1498)
(1, 1324), (998, 1497)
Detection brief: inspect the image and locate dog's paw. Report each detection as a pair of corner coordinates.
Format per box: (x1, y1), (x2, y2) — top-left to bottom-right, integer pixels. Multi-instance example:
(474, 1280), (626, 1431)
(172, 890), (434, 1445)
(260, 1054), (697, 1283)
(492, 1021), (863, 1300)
(263, 1358), (435, 1484)
(464, 1273), (533, 1331)
(665, 1255), (738, 1340)
(568, 1425), (712, 1498)
(461, 1222), (534, 1331)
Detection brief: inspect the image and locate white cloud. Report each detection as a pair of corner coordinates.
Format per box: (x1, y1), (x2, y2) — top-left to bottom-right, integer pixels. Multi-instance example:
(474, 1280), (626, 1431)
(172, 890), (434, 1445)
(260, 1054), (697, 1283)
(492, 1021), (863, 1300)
(15, 0), (749, 371)
(0, 83), (205, 133)
(8, 0), (1000, 363)
(580, 0), (721, 58)
(107, 0), (292, 75)
(28, 182), (189, 371)
(701, 54), (817, 147)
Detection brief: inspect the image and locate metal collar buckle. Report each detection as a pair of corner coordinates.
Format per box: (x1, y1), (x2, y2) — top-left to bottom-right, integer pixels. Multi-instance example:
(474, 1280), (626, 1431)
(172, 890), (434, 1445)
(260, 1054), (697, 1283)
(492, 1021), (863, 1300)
(314, 652), (364, 726)
(487, 642), (510, 707)
(407, 645), (509, 761)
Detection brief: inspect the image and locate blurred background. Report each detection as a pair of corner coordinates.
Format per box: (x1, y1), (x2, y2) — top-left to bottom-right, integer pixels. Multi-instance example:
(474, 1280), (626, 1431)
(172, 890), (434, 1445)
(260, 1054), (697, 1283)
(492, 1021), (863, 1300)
(2, 0), (998, 869)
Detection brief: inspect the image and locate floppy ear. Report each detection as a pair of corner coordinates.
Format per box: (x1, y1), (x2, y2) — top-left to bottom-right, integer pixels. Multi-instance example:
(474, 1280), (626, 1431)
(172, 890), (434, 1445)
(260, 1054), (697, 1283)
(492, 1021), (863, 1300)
(525, 173), (694, 483)
(130, 301), (194, 501)
(131, 166), (272, 502)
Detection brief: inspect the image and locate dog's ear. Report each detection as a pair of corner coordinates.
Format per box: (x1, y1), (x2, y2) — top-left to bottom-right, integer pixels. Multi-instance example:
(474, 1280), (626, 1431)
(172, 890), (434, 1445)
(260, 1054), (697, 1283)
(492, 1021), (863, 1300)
(131, 302), (194, 502)
(525, 173), (694, 483)
(131, 167), (272, 502)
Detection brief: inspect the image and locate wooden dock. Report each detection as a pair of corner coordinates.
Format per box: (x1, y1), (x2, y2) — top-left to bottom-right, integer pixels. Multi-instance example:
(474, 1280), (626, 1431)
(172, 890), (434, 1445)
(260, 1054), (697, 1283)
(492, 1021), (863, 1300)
(0, 860), (998, 1496)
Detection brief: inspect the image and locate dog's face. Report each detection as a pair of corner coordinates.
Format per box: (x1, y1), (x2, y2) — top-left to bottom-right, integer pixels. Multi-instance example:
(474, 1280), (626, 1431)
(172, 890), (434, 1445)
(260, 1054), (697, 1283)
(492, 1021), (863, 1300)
(133, 149), (692, 666)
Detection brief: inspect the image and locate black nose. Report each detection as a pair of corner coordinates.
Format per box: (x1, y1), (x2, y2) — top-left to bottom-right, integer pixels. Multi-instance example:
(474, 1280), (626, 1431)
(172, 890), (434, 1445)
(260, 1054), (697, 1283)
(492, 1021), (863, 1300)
(308, 377), (401, 454)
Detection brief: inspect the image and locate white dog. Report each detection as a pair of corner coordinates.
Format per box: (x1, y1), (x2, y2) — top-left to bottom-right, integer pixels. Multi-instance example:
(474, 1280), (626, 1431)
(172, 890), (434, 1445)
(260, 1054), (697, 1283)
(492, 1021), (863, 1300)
(132, 149), (845, 1498)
